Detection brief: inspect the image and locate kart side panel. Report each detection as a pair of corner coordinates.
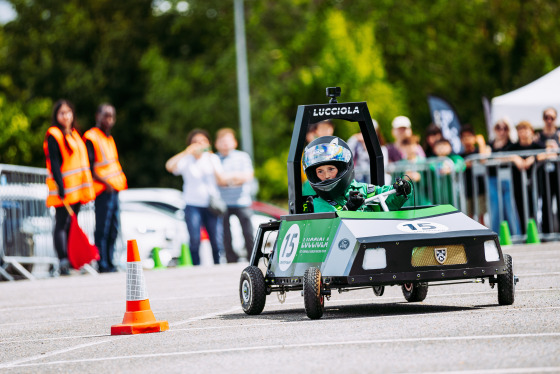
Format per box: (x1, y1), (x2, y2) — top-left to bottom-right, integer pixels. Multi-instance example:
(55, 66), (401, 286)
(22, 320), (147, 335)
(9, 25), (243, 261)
(268, 205), (503, 280)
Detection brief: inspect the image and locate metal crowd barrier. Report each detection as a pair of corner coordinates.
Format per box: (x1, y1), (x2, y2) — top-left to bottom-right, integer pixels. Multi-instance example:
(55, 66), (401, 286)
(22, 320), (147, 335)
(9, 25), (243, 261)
(385, 156), (466, 212)
(0, 164), (96, 281)
(380, 151), (560, 244)
(466, 150), (560, 243)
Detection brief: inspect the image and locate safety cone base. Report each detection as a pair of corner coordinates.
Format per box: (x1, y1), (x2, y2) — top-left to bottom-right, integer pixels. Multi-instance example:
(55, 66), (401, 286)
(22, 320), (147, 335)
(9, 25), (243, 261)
(111, 320), (169, 335)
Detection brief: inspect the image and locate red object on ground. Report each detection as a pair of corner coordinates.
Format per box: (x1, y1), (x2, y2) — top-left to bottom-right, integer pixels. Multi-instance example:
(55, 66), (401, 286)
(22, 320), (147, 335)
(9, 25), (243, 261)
(200, 227), (209, 241)
(67, 214), (100, 269)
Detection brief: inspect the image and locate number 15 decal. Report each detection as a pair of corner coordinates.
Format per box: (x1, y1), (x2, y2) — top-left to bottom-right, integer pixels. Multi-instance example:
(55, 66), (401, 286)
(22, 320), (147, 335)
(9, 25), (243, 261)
(397, 221), (449, 233)
(278, 224), (300, 271)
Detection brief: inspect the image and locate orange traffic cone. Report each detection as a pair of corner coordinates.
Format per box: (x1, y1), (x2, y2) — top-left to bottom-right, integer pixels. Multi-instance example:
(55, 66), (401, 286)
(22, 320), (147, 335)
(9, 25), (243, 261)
(111, 240), (169, 335)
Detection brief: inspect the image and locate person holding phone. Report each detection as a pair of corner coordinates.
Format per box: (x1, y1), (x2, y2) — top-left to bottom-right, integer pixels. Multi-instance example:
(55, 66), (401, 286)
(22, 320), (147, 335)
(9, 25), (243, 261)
(166, 129), (227, 265)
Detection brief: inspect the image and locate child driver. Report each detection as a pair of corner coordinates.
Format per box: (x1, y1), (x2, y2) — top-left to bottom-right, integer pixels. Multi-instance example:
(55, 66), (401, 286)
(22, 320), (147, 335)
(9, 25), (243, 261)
(303, 136), (412, 212)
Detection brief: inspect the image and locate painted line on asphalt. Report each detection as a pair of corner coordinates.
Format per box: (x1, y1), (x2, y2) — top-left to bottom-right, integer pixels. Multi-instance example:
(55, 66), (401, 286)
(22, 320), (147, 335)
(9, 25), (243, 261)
(3, 303), (559, 345)
(169, 305), (241, 327)
(6, 332), (560, 369)
(416, 367), (560, 374)
(0, 335), (130, 369)
(0, 305), (241, 368)
(516, 272), (560, 277)
(0, 293), (233, 313)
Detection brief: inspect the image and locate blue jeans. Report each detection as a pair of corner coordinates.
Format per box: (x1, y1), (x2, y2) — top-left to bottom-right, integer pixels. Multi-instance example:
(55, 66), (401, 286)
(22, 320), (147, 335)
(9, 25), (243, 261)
(94, 191), (120, 271)
(184, 205), (223, 265)
(489, 176), (521, 236)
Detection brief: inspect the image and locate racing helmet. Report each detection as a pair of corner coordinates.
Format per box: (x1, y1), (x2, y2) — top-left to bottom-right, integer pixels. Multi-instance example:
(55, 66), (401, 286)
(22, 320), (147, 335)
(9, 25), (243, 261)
(303, 136), (355, 200)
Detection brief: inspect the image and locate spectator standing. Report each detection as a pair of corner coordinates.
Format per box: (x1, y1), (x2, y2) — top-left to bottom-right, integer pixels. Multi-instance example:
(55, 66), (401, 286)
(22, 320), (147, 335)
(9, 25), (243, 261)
(429, 138), (466, 205)
(509, 121), (544, 233)
(459, 124), (490, 222)
(43, 100), (95, 275)
(423, 123), (443, 158)
(487, 118), (521, 236)
(166, 129), (226, 265)
(386, 116), (426, 163)
(347, 119), (389, 184)
(214, 128), (255, 263)
(306, 119), (334, 143)
(535, 107), (560, 147)
(534, 108), (560, 234)
(536, 139), (560, 234)
(83, 104), (127, 273)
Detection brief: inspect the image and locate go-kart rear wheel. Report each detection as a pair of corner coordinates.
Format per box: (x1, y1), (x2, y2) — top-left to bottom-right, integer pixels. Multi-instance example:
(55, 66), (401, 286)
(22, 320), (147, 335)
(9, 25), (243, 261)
(372, 285), (385, 297)
(497, 254), (515, 305)
(402, 282), (428, 302)
(303, 267), (324, 319)
(239, 266), (266, 315)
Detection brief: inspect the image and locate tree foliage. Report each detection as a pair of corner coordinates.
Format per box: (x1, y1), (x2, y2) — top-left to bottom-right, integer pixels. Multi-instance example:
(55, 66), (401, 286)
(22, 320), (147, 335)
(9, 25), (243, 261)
(1, 0), (559, 202)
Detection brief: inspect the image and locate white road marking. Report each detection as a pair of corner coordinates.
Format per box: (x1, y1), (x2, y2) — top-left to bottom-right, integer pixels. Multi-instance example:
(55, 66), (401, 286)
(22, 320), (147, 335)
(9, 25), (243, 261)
(169, 305), (240, 327)
(3, 304), (560, 345)
(0, 336), (130, 369)
(414, 367), (560, 374)
(6, 332), (560, 368)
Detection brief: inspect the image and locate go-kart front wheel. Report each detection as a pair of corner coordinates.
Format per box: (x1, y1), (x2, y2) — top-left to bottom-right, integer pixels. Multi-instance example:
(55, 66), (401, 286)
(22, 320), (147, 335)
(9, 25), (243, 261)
(303, 267), (324, 319)
(402, 282), (428, 302)
(497, 254), (515, 305)
(240, 266), (266, 315)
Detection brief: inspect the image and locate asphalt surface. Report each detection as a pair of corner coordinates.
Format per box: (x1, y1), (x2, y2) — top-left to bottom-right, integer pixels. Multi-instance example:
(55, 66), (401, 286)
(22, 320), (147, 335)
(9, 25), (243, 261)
(0, 243), (559, 374)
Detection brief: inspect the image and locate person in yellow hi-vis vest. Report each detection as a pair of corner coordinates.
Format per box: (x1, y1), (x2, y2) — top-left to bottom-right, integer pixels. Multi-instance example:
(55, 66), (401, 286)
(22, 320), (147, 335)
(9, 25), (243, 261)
(83, 104), (127, 273)
(44, 100), (96, 275)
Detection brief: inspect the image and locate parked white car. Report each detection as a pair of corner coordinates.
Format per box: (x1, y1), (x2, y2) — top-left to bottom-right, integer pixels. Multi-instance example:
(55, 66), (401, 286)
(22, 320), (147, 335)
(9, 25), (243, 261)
(116, 188), (286, 268)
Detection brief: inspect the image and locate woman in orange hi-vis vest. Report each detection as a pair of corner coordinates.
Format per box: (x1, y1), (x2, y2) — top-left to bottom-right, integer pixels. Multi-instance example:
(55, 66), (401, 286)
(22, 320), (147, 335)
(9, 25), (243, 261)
(83, 103), (127, 273)
(43, 100), (95, 275)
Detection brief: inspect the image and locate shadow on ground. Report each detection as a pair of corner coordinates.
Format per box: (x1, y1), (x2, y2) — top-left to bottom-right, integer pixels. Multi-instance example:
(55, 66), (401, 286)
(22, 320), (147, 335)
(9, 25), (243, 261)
(221, 301), (498, 323)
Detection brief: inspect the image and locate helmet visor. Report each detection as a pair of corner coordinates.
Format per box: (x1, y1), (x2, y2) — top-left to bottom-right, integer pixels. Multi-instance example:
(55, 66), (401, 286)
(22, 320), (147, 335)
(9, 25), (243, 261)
(303, 143), (352, 169)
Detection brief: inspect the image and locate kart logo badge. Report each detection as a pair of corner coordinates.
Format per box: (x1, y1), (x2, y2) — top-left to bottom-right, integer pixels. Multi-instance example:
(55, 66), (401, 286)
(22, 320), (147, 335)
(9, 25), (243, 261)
(338, 238), (350, 250)
(434, 248), (447, 264)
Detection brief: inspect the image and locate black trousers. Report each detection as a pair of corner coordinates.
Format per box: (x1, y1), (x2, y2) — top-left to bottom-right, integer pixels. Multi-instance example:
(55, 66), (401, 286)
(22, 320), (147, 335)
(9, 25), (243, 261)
(53, 203), (81, 260)
(223, 206), (254, 263)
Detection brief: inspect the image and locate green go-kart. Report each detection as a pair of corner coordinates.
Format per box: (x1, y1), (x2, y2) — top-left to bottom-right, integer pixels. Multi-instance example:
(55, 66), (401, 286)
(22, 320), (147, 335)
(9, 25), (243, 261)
(239, 88), (517, 319)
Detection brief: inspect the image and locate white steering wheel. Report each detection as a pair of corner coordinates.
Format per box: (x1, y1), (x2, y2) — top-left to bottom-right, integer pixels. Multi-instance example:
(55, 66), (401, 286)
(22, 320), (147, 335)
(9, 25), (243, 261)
(364, 189), (396, 212)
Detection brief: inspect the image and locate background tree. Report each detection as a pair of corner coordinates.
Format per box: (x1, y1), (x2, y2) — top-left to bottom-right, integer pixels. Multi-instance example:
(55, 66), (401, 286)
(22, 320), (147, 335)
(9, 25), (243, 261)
(1, 0), (560, 203)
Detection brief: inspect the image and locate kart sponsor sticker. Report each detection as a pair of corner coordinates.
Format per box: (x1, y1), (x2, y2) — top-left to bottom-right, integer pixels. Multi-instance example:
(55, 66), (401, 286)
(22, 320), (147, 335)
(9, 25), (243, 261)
(397, 221), (449, 233)
(338, 238), (350, 250)
(278, 224), (300, 271)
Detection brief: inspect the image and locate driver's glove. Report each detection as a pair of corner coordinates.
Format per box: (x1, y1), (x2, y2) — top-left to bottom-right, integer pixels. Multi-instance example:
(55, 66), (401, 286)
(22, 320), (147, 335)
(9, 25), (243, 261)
(393, 177), (411, 197)
(344, 190), (365, 211)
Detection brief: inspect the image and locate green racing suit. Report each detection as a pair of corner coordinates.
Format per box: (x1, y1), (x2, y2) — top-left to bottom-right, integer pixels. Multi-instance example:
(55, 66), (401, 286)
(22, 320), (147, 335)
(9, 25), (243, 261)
(304, 180), (412, 213)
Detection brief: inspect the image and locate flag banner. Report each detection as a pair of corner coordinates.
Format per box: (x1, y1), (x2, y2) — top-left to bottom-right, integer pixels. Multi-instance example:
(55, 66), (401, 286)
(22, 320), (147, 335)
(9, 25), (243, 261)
(427, 95), (463, 154)
(68, 214), (100, 269)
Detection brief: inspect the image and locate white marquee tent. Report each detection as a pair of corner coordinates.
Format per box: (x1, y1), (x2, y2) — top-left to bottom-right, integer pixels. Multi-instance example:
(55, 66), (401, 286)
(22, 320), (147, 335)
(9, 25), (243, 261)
(491, 66), (560, 130)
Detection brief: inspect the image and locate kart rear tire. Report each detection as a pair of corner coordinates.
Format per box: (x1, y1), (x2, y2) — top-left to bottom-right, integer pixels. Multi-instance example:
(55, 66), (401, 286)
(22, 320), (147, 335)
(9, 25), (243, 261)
(373, 285), (385, 297)
(402, 282), (428, 302)
(497, 254), (515, 305)
(303, 267), (324, 319)
(240, 266), (266, 315)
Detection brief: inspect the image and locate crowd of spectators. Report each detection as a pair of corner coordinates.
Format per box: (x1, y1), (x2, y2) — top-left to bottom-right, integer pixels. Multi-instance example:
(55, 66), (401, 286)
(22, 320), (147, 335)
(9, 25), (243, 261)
(355, 108), (560, 238)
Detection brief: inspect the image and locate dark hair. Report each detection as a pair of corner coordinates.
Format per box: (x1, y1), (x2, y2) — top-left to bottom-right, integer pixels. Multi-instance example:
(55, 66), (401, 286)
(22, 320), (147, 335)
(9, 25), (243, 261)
(425, 123), (442, 137)
(460, 124), (475, 137)
(51, 99), (77, 154)
(186, 128), (211, 145)
(308, 119), (334, 134)
(52, 99), (76, 130)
